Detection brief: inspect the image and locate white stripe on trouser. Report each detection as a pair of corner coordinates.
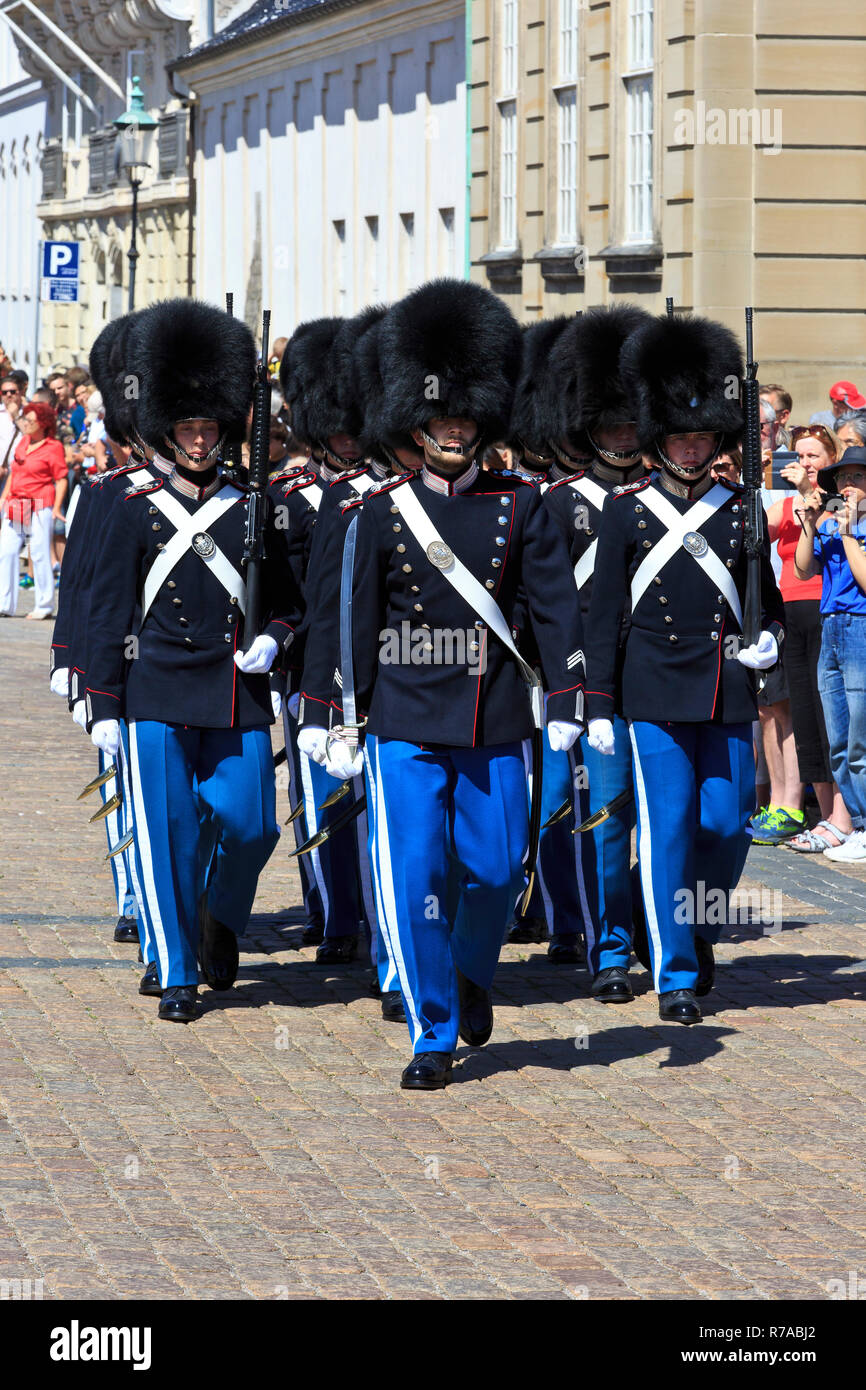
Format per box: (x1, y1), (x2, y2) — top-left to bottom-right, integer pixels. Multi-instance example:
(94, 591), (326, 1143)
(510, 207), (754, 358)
(362, 742), (396, 990)
(628, 723), (664, 993)
(100, 752), (128, 913)
(298, 751), (330, 926)
(371, 740), (423, 1046)
(117, 727), (145, 927)
(351, 781), (378, 965)
(568, 746), (596, 954)
(127, 722), (170, 984)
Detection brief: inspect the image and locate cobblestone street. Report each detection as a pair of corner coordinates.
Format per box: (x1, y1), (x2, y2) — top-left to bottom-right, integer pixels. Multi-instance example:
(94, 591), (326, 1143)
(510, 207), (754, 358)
(2, 603), (866, 1302)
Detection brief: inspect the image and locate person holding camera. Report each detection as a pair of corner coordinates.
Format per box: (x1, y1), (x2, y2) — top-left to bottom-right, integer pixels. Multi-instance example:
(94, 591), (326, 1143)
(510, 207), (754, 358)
(794, 444), (866, 862)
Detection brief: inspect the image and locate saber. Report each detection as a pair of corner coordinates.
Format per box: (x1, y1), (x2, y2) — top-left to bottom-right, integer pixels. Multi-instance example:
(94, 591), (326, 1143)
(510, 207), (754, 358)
(105, 830), (135, 861)
(319, 780), (350, 810)
(542, 798), (572, 830)
(78, 763), (117, 799)
(288, 793), (367, 858)
(273, 745), (287, 769)
(90, 792), (122, 824)
(284, 801), (305, 826)
(325, 514), (365, 763)
(519, 721), (545, 915)
(572, 788), (633, 834)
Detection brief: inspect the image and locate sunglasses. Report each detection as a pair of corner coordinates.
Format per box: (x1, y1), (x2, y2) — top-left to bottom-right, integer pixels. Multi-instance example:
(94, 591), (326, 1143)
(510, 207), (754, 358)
(791, 425), (835, 447)
(1, 387), (19, 396)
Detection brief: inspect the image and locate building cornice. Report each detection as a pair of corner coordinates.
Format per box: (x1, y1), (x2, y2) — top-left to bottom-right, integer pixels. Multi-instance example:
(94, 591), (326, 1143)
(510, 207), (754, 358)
(173, 0), (464, 90)
(37, 175), (190, 223)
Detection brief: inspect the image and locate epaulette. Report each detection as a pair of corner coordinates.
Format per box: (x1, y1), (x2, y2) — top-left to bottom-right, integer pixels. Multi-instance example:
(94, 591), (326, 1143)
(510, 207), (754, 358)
(123, 477), (164, 499)
(369, 473), (411, 498)
(280, 471), (319, 496)
(547, 470), (590, 494)
(97, 462), (141, 485)
(329, 465), (369, 487)
(612, 476), (652, 498)
(270, 464), (309, 484)
(488, 467), (535, 486)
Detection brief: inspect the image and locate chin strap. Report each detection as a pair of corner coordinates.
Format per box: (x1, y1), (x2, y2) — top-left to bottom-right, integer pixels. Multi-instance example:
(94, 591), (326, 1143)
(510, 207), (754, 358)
(586, 430), (643, 467)
(550, 439), (591, 471)
(517, 438), (555, 470)
(166, 429), (226, 467)
(317, 439), (364, 471)
(420, 428), (481, 468)
(654, 433), (722, 484)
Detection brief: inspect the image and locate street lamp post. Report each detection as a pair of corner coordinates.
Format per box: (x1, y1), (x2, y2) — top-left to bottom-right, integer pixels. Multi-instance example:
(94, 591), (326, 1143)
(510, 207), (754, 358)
(113, 77), (157, 312)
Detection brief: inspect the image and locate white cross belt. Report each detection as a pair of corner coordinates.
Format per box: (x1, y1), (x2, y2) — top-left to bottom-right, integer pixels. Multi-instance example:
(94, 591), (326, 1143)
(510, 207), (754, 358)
(629, 483), (743, 627)
(141, 484), (247, 621)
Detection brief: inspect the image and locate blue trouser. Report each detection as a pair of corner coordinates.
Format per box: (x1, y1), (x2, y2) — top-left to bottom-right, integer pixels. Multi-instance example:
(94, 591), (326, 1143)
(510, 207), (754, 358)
(98, 744), (141, 927)
(364, 736), (528, 1053)
(522, 738), (584, 938)
(123, 721), (280, 988)
(818, 613), (866, 829)
(628, 720), (753, 994)
(292, 732), (367, 940)
(577, 714), (636, 975)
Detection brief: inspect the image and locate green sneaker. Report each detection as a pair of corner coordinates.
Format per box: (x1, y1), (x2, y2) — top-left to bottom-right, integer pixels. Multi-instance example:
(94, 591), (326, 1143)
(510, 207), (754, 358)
(750, 807), (804, 846)
(749, 805), (771, 832)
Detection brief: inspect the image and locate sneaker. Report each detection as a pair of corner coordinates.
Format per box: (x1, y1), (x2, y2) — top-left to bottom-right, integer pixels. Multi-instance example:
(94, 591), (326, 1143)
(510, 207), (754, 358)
(19, 575), (34, 589)
(750, 807), (804, 846)
(824, 829), (866, 863)
(748, 805), (771, 831)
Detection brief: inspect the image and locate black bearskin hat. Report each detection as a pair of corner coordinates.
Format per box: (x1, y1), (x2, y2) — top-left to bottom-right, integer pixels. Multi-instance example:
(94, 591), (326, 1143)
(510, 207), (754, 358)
(621, 314), (745, 450)
(547, 305), (652, 440)
(333, 305), (389, 445)
(278, 317), (346, 448)
(378, 278), (522, 445)
(509, 317), (571, 457)
(133, 299), (256, 450)
(89, 312), (146, 445)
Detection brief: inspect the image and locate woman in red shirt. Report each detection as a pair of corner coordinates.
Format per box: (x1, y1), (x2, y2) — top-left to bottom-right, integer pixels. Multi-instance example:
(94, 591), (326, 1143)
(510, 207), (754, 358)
(766, 425), (853, 850)
(0, 401), (67, 619)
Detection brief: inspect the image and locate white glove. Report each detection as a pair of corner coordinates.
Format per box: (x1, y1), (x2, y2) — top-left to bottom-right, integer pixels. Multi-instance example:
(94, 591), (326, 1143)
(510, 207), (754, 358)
(324, 742), (364, 780)
(234, 634), (279, 675)
(287, 691), (301, 720)
(91, 719), (120, 756)
(297, 726), (328, 765)
(547, 720), (581, 753)
(72, 700), (88, 731)
(270, 690), (282, 719)
(587, 717), (615, 756)
(736, 631), (779, 671)
(50, 667), (70, 697)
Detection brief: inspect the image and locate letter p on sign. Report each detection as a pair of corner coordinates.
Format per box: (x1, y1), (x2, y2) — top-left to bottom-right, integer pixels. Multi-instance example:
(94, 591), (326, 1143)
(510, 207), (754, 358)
(48, 244), (73, 276)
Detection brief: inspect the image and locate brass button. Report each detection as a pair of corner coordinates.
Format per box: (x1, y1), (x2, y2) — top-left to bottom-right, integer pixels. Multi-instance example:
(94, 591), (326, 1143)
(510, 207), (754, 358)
(653, 576), (662, 586)
(664, 615), (673, 624)
(732, 504), (740, 513)
(634, 504), (644, 513)
(172, 597), (182, 607)
(167, 580), (176, 590)
(410, 585), (420, 593)
(224, 634), (231, 643)
(726, 558), (734, 568)
(397, 543), (406, 553)
(669, 634), (678, 643)
(393, 523), (402, 532)
(500, 496), (510, 506)
(642, 539), (652, 550)
(491, 557), (502, 567)
(714, 614), (721, 623)
(729, 539), (737, 548)
(227, 613), (236, 624)
(230, 596), (239, 606)
(413, 603), (423, 612)
(485, 579), (495, 590)
(495, 536), (506, 547)
(474, 621), (484, 629)
(469, 642), (479, 653)
(156, 543), (166, 552)
(717, 594), (724, 603)
(498, 516), (508, 525)
(711, 632), (719, 641)
(179, 617), (189, 627)
(148, 506), (158, 515)
(423, 642), (433, 652)
(637, 520), (647, 529)
(659, 596), (668, 605)
(390, 505), (400, 514)
(184, 636), (193, 647)
(586, 527), (594, 537)
(152, 522), (161, 531)
(402, 563), (412, 573)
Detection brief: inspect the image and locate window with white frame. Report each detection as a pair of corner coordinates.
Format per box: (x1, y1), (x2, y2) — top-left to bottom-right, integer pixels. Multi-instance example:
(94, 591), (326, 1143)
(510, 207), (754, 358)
(553, 0), (578, 245)
(623, 0), (654, 243)
(559, 0), (578, 82)
(497, 0), (518, 249)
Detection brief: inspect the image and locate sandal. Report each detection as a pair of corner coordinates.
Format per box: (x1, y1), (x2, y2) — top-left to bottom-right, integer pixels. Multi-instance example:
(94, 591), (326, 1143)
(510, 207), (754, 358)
(788, 820), (851, 853)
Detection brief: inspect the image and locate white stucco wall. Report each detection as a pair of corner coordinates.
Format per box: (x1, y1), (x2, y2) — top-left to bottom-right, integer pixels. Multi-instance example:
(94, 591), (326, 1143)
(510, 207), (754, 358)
(187, 0), (466, 338)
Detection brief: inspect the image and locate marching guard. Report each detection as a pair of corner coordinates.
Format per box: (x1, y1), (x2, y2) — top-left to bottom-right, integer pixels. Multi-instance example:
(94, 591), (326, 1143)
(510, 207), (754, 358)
(84, 299), (303, 1022)
(586, 313), (785, 1022)
(308, 278), (587, 1088)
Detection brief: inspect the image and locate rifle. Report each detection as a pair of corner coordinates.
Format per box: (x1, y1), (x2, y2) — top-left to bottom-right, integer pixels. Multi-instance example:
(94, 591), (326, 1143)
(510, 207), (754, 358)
(665, 296), (674, 318)
(243, 308), (271, 645)
(741, 307), (763, 646)
(222, 293), (244, 473)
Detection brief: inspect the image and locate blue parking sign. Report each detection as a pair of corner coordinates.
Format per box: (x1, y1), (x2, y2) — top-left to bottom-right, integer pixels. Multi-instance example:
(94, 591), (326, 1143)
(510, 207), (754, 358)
(42, 241), (79, 302)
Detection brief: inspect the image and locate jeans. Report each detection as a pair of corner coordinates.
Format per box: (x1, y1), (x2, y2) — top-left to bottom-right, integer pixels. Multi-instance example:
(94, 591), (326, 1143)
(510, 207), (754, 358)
(818, 613), (866, 829)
